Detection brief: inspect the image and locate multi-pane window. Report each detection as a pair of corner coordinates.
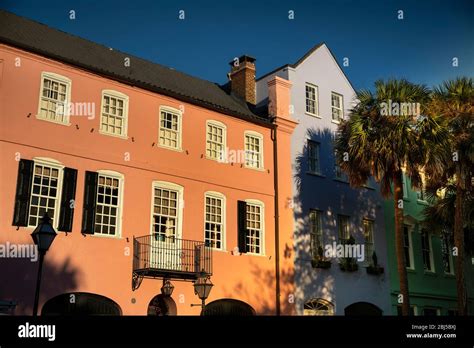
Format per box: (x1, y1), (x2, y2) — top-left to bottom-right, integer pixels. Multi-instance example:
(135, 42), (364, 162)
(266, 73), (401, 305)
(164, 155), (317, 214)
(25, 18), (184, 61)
(100, 91), (128, 137)
(159, 109), (181, 149)
(28, 163), (61, 227)
(309, 210), (323, 259)
(245, 133), (263, 169)
(307, 140), (320, 174)
(152, 187), (179, 241)
(331, 92), (343, 121)
(38, 73), (70, 124)
(403, 226), (413, 269)
(205, 193), (225, 249)
(335, 163), (348, 181)
(305, 83), (318, 115)
(441, 233), (454, 274)
(246, 202), (264, 254)
(364, 219), (375, 263)
(206, 122), (225, 160)
(338, 215), (350, 243)
(421, 229), (433, 271)
(417, 175), (427, 202)
(94, 174), (121, 236)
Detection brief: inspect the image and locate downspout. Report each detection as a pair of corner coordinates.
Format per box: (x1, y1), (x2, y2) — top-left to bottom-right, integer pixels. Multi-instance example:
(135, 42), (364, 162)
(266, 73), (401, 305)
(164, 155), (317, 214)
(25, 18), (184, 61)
(271, 121), (281, 316)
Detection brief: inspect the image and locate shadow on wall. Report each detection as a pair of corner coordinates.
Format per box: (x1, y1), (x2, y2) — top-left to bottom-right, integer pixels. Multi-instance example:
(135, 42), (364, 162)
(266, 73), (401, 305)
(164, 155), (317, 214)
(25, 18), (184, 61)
(0, 256), (79, 315)
(292, 127), (386, 312)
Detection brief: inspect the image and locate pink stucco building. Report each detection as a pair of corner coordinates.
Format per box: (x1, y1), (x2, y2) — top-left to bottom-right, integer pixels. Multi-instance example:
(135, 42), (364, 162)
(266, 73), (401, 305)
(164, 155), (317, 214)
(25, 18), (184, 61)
(0, 10), (297, 315)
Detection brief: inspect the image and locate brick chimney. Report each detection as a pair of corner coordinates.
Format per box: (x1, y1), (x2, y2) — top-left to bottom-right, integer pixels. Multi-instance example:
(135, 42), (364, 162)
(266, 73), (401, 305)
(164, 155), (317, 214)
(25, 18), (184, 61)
(228, 55), (256, 105)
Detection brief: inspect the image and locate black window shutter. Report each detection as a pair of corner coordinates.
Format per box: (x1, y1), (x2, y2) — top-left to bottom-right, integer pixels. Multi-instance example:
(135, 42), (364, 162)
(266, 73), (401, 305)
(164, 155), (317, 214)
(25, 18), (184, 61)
(81, 171), (98, 234)
(237, 200), (248, 254)
(57, 168), (78, 232)
(12, 159), (34, 226)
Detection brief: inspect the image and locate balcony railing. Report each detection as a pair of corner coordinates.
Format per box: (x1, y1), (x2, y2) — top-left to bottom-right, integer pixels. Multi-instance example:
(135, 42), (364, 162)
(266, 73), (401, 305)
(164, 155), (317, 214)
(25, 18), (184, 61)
(132, 234), (212, 290)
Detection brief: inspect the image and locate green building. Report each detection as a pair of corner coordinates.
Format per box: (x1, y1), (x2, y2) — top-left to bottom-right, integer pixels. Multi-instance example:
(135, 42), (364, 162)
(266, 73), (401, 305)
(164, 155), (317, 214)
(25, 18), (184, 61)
(384, 172), (474, 315)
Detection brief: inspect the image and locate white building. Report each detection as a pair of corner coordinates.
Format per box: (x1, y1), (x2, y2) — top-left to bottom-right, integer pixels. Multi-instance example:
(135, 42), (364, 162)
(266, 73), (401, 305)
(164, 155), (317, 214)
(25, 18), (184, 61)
(256, 43), (391, 315)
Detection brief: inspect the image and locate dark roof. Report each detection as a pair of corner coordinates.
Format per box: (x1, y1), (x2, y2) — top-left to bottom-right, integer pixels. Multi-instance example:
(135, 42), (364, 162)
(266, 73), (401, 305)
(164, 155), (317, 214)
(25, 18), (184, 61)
(0, 10), (270, 126)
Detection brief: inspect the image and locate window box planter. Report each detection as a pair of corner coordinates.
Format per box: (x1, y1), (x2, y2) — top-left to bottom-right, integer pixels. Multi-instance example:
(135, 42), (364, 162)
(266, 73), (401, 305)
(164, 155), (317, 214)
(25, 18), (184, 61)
(311, 259), (331, 269)
(339, 259), (358, 272)
(366, 265), (384, 275)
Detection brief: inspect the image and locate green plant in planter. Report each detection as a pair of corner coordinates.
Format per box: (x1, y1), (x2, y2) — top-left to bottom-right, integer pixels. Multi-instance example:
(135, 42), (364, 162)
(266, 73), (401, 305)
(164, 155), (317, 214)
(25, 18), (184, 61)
(366, 251), (384, 275)
(311, 246), (332, 269)
(338, 235), (358, 272)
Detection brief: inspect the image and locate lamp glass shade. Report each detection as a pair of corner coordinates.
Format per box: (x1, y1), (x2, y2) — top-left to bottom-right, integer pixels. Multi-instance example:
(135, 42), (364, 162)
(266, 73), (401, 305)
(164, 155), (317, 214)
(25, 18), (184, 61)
(194, 275), (213, 300)
(31, 214), (57, 252)
(161, 280), (174, 297)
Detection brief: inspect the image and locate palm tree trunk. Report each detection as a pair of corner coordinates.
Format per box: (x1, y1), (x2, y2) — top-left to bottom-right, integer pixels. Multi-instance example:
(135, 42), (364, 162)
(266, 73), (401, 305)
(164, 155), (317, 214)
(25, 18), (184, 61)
(454, 172), (467, 315)
(394, 171), (410, 315)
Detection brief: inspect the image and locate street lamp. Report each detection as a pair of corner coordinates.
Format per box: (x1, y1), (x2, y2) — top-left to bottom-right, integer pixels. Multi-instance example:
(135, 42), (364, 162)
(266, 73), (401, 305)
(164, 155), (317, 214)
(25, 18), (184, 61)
(192, 271), (213, 313)
(31, 213), (57, 316)
(161, 279), (174, 297)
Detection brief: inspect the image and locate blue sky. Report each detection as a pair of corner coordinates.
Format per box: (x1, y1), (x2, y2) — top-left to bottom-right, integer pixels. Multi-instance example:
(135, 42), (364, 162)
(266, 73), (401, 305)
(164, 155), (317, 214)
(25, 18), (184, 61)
(1, 0), (473, 90)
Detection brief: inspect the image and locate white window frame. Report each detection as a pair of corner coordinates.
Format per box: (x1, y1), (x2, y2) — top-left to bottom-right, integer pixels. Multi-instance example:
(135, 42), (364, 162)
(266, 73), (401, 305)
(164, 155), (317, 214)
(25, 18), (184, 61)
(244, 131), (264, 170)
(203, 191), (226, 251)
(309, 209), (323, 259)
(417, 172), (428, 203)
(99, 89), (129, 138)
(307, 140), (321, 175)
(337, 215), (350, 242)
(205, 120), (227, 161)
(420, 229), (435, 272)
(363, 219), (375, 265)
(158, 106), (183, 151)
(92, 170), (124, 238)
(28, 157), (65, 229)
(150, 181), (184, 240)
(403, 224), (415, 270)
(244, 199), (265, 255)
(305, 83), (319, 117)
(37, 72), (72, 126)
(331, 92), (344, 123)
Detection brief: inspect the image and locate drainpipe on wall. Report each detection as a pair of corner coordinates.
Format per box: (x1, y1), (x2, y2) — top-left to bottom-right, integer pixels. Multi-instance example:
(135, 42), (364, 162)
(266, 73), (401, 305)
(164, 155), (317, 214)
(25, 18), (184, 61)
(271, 122), (281, 316)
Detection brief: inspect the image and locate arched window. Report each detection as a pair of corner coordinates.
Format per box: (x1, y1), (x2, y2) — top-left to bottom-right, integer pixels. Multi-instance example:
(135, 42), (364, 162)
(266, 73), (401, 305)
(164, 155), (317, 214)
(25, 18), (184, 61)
(303, 298), (334, 316)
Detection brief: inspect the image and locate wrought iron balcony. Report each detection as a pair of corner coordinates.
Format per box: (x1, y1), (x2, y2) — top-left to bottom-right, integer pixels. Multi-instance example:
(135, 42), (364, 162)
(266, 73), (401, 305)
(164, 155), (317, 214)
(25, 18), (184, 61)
(132, 234), (212, 290)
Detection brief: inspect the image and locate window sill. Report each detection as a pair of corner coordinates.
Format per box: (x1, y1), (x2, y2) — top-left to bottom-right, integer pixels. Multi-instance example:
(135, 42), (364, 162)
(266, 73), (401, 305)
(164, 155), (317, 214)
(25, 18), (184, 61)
(244, 165), (266, 172)
(331, 119), (341, 125)
(305, 112), (321, 118)
(363, 185), (375, 190)
(156, 144), (183, 153)
(443, 272), (455, 278)
(417, 200), (429, 205)
(36, 115), (71, 127)
(98, 130), (129, 140)
(406, 268), (416, 273)
(307, 171), (325, 178)
(243, 252), (266, 257)
(89, 233), (123, 240)
(333, 178), (349, 184)
(423, 270), (437, 277)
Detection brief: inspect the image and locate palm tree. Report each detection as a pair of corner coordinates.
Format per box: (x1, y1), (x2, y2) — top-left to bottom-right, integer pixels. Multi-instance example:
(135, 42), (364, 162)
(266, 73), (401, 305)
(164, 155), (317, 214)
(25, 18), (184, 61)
(424, 77), (474, 315)
(334, 79), (450, 315)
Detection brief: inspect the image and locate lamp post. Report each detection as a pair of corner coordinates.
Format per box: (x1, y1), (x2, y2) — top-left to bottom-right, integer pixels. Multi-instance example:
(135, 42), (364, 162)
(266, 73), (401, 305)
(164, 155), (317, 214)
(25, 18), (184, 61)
(191, 271), (213, 314)
(31, 213), (57, 316)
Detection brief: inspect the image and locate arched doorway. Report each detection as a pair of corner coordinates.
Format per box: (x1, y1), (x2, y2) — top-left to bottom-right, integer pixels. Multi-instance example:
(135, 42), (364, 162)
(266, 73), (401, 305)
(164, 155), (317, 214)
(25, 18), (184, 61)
(147, 294), (177, 316)
(202, 299), (256, 316)
(344, 302), (382, 316)
(41, 292), (122, 315)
